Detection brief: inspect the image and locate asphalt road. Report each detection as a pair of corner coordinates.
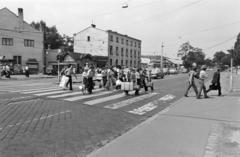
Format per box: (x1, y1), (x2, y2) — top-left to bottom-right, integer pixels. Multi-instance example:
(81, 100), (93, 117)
(0, 73), (206, 157)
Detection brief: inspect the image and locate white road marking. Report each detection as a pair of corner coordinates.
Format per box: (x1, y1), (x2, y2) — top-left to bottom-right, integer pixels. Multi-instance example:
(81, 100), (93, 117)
(0, 110), (71, 131)
(23, 88), (61, 94)
(10, 86), (59, 93)
(159, 94), (175, 101)
(34, 90), (68, 96)
(85, 91), (135, 105)
(64, 91), (112, 101)
(128, 102), (158, 115)
(48, 88), (104, 98)
(104, 93), (158, 109)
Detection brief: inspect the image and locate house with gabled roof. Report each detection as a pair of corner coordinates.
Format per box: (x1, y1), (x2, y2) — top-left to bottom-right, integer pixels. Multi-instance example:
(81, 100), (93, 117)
(0, 7), (43, 74)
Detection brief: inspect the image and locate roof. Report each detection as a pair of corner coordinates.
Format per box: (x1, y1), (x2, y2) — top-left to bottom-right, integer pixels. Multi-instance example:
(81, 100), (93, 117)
(107, 30), (141, 42)
(58, 52), (92, 61)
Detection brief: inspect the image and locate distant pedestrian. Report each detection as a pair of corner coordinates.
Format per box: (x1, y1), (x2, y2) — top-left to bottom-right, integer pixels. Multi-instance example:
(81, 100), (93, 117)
(65, 64), (76, 90)
(87, 66), (95, 94)
(25, 66), (29, 78)
(184, 66), (198, 97)
(197, 65), (209, 99)
(206, 68), (222, 96)
(5, 64), (10, 78)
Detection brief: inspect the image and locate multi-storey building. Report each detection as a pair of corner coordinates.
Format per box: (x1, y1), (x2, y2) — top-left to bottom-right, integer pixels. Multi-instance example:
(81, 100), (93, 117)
(0, 8), (43, 73)
(74, 24), (141, 68)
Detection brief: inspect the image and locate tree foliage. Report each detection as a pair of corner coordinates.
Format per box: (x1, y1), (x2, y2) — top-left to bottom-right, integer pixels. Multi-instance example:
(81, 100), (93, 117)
(213, 51), (226, 65)
(178, 42), (206, 68)
(31, 20), (73, 51)
(233, 33), (240, 66)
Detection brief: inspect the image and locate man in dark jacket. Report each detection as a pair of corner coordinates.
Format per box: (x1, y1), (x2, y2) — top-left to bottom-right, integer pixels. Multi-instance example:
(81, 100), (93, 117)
(206, 68), (221, 96)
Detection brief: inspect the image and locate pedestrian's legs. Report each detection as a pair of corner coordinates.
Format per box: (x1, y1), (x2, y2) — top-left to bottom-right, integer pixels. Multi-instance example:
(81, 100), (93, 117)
(197, 80), (203, 98)
(202, 84), (208, 98)
(69, 76), (73, 90)
(192, 83), (198, 97)
(218, 84), (222, 96)
(184, 83), (192, 96)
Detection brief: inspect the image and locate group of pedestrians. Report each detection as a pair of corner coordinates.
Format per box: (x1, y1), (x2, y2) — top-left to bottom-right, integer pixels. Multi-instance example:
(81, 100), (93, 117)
(184, 64), (222, 99)
(60, 64), (153, 96)
(0, 64), (11, 78)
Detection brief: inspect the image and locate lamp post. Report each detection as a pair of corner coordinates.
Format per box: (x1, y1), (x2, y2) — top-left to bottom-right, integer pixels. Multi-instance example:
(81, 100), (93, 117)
(57, 49), (61, 82)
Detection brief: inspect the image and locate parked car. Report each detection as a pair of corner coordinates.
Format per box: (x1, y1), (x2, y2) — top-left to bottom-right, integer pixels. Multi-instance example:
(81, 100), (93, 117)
(150, 68), (164, 79)
(169, 68), (177, 74)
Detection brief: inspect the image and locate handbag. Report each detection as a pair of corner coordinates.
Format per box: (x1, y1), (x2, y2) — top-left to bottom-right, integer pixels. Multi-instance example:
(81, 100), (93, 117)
(59, 75), (69, 89)
(209, 84), (218, 90)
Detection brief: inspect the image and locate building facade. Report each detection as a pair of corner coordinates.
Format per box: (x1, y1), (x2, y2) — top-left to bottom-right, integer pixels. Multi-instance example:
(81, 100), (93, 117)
(74, 24), (141, 68)
(0, 8), (43, 73)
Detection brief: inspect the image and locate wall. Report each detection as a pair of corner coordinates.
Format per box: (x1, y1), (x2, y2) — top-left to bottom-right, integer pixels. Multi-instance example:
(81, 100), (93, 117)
(74, 26), (108, 56)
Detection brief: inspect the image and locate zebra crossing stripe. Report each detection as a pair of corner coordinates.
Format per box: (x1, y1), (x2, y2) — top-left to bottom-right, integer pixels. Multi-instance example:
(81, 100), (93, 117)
(128, 102), (158, 115)
(10, 87), (59, 93)
(64, 91), (112, 101)
(84, 91), (135, 105)
(104, 93), (158, 109)
(34, 90), (68, 96)
(48, 88), (104, 98)
(158, 94), (175, 101)
(22, 88), (61, 94)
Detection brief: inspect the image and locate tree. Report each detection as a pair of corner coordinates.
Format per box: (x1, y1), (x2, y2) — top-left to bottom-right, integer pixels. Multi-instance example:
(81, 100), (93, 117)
(213, 51), (226, 66)
(204, 58), (214, 67)
(31, 21), (64, 49)
(233, 33), (240, 66)
(178, 42), (205, 68)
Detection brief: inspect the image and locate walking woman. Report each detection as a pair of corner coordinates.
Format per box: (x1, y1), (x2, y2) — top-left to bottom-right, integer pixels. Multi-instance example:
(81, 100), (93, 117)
(184, 66), (198, 97)
(65, 64), (77, 90)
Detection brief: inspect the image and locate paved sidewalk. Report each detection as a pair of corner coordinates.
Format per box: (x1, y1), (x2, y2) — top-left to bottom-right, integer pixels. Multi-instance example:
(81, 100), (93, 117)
(0, 73), (56, 80)
(88, 72), (240, 157)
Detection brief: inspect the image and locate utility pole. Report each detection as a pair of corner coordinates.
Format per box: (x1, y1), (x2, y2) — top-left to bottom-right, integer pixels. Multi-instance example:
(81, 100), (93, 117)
(161, 42), (164, 71)
(230, 48), (234, 92)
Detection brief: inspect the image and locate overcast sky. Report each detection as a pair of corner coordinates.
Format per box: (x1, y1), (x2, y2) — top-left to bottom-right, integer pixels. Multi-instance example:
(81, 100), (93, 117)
(1, 0), (240, 59)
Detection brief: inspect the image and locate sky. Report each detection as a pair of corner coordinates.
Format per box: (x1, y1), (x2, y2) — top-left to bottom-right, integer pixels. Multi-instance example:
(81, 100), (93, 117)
(1, 0), (240, 59)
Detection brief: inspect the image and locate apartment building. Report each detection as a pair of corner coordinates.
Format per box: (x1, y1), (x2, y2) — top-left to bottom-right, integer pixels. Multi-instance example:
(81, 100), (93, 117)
(74, 24), (141, 68)
(0, 8), (43, 73)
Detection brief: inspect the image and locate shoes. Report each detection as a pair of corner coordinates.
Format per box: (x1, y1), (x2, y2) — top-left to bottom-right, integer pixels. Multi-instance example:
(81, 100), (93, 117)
(184, 95), (188, 97)
(204, 96), (210, 98)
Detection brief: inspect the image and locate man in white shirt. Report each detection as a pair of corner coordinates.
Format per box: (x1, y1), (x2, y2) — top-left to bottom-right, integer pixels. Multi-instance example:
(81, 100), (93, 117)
(197, 65), (209, 99)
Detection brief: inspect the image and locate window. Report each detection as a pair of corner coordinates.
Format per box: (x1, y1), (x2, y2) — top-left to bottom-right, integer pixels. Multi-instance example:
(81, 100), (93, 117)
(130, 41), (133, 46)
(121, 48), (124, 56)
(2, 38), (13, 46)
(24, 39), (34, 47)
(134, 50), (136, 58)
(130, 60), (132, 67)
(138, 51), (141, 58)
(13, 56), (22, 65)
(126, 40), (128, 45)
(134, 42), (137, 47)
(130, 49), (132, 57)
(116, 47), (119, 56)
(110, 35), (113, 41)
(116, 37), (119, 43)
(134, 60), (136, 67)
(109, 45), (113, 55)
(110, 59), (112, 66)
(115, 59), (118, 66)
(126, 48), (128, 57)
(126, 60), (128, 66)
(87, 36), (90, 41)
(121, 60), (123, 66)
(138, 43), (141, 48)
(121, 38), (124, 44)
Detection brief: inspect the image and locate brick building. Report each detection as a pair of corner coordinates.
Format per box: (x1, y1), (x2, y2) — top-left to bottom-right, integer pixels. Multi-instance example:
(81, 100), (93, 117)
(0, 8), (43, 73)
(74, 24), (141, 68)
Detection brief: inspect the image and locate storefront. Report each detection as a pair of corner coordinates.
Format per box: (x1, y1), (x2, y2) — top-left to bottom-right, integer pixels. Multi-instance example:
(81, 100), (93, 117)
(25, 58), (39, 74)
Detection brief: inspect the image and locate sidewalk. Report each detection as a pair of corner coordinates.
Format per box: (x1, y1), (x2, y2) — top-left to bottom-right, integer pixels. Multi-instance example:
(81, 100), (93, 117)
(0, 73), (56, 80)
(88, 72), (240, 157)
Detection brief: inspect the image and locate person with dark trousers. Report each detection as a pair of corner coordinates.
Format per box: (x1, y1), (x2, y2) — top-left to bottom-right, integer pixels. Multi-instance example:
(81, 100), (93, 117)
(206, 68), (222, 96)
(184, 66), (198, 97)
(65, 64), (75, 90)
(87, 66), (95, 94)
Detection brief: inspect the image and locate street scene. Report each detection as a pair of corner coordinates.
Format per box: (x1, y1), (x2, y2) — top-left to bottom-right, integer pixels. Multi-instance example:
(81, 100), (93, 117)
(0, 0), (240, 157)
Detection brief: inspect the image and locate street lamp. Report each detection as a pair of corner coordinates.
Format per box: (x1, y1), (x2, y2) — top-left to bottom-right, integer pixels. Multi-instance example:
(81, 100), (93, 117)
(57, 49), (61, 82)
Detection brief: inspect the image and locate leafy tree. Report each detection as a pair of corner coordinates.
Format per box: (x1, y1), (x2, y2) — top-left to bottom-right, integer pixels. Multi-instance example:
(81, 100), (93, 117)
(233, 33), (240, 66)
(221, 54), (231, 66)
(178, 42), (205, 68)
(204, 58), (214, 67)
(31, 21), (64, 49)
(213, 51), (226, 65)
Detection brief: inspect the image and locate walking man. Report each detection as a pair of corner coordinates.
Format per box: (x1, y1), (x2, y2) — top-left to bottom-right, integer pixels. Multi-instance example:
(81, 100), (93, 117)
(65, 64), (77, 90)
(184, 66), (198, 97)
(206, 68), (222, 96)
(197, 65), (209, 99)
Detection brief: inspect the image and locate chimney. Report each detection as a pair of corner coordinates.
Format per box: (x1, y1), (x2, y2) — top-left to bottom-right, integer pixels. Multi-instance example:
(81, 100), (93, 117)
(91, 24), (96, 28)
(18, 8), (24, 29)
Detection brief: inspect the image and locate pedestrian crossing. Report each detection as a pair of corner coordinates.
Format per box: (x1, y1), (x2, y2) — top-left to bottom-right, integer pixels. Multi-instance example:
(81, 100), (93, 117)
(0, 81), (176, 116)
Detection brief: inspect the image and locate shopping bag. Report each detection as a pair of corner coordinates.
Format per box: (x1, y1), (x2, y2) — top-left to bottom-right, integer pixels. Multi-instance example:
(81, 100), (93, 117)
(116, 79), (122, 86)
(121, 82), (133, 91)
(59, 76), (69, 89)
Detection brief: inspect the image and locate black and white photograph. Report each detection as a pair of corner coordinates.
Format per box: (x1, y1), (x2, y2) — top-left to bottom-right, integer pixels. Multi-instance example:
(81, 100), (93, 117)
(0, 0), (240, 156)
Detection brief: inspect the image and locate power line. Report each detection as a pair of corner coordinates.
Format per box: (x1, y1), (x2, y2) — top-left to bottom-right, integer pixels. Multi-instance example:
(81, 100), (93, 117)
(204, 35), (237, 50)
